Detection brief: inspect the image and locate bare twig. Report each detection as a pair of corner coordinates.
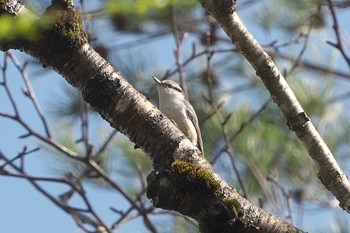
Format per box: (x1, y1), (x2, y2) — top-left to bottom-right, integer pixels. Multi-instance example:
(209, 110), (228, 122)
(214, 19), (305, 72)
(172, 4), (188, 99)
(7, 52), (51, 138)
(93, 129), (117, 159)
(0, 151), (111, 233)
(204, 31), (247, 198)
(326, 0), (350, 67)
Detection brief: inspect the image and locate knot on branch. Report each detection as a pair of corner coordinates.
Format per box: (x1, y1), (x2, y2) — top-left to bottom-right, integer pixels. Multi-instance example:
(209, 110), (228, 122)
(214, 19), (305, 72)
(286, 112), (310, 131)
(199, 197), (245, 233)
(146, 160), (221, 218)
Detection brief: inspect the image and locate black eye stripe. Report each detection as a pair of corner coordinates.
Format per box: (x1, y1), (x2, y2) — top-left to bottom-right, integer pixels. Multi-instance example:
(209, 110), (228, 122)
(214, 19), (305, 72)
(163, 83), (183, 93)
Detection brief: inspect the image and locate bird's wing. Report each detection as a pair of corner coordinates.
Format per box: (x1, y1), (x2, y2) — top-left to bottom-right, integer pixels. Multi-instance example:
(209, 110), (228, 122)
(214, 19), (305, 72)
(185, 101), (204, 155)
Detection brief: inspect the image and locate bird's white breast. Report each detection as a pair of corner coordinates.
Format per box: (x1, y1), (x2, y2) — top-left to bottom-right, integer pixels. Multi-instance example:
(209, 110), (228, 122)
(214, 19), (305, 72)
(159, 96), (197, 144)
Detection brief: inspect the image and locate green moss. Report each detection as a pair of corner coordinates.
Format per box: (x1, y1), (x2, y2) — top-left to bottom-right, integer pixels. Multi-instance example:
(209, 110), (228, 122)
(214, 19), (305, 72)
(223, 197), (242, 216)
(43, 2), (87, 50)
(170, 160), (221, 197)
(0, 0), (9, 5)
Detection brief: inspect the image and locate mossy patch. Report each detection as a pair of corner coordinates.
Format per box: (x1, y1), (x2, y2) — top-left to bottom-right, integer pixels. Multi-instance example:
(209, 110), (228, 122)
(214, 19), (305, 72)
(170, 160), (221, 197)
(223, 197), (243, 217)
(43, 1), (87, 50)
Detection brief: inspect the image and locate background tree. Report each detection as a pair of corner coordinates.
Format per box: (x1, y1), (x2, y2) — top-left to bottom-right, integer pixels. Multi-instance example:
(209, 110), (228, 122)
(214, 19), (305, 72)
(1, 0), (350, 232)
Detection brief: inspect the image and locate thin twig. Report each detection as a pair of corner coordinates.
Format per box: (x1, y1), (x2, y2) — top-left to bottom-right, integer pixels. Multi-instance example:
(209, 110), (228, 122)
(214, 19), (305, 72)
(1, 53), (20, 116)
(0, 152), (111, 232)
(326, 0), (350, 67)
(7, 52), (52, 138)
(172, 4), (188, 99)
(204, 31), (247, 198)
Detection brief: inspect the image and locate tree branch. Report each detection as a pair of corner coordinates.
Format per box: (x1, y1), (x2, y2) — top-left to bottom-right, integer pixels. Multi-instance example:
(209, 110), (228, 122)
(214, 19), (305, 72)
(0, 0), (306, 232)
(199, 0), (350, 212)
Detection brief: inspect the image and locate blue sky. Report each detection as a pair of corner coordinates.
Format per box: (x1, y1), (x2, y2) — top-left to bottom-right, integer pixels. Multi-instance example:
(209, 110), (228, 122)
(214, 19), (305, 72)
(1, 0), (350, 232)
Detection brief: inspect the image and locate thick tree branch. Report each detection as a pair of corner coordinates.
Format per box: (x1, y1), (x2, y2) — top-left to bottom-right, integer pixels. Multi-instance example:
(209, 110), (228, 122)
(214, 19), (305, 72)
(199, 0), (350, 212)
(0, 0), (305, 232)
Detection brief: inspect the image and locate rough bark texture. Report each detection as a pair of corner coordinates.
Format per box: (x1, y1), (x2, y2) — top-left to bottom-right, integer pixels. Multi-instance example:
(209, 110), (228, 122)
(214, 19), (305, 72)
(200, 0), (350, 212)
(0, 0), (307, 232)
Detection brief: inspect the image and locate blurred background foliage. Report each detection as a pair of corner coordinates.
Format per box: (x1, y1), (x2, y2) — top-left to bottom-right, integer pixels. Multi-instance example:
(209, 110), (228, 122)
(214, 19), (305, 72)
(4, 0), (350, 232)
(53, 0), (350, 230)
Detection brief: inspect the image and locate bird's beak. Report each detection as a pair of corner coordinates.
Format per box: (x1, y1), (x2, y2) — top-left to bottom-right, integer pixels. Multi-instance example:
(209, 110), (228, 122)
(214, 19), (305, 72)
(153, 76), (162, 84)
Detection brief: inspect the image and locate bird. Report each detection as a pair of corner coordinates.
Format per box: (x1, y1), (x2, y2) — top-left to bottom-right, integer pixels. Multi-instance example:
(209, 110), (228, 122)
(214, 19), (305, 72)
(153, 76), (204, 154)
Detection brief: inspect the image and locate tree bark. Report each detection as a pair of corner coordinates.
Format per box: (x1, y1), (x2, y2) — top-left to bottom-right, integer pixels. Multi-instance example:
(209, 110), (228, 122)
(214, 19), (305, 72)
(199, 0), (350, 212)
(0, 0), (307, 232)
